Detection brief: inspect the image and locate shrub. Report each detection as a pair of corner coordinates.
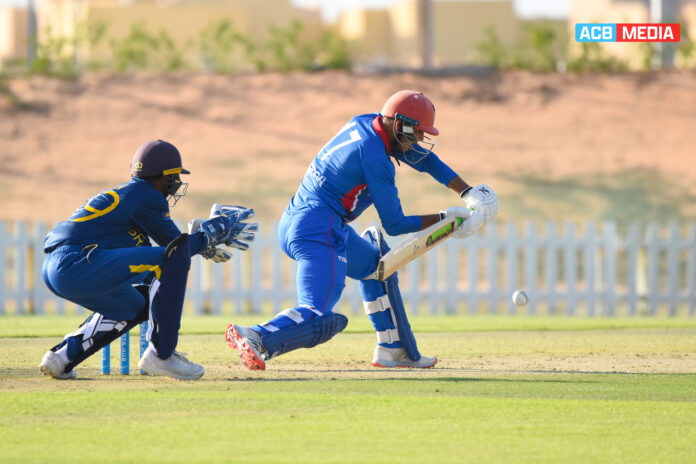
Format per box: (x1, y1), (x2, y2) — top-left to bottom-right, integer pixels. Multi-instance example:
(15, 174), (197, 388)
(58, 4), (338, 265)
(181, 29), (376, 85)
(111, 21), (187, 72)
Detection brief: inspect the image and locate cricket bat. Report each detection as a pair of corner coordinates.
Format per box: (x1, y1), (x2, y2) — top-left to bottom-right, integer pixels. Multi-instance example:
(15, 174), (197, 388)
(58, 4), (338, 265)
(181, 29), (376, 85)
(376, 215), (465, 281)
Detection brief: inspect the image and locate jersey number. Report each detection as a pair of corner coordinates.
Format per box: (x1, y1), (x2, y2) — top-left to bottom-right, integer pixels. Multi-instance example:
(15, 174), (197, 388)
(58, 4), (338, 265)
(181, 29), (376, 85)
(319, 122), (361, 160)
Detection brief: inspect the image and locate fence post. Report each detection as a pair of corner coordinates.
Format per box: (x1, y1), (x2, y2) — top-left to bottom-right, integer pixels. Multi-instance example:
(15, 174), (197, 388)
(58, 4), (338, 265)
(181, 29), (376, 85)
(505, 222), (518, 315)
(604, 222), (618, 316)
(0, 221), (6, 315)
(445, 239), (458, 314)
(584, 222), (597, 316)
(626, 223), (640, 316)
(545, 222), (558, 314)
(645, 224), (659, 315)
(32, 222), (47, 314)
(466, 231), (479, 314)
(16, 222), (28, 313)
(524, 222), (538, 315)
(666, 223), (680, 316)
(564, 222), (577, 316)
(688, 224), (696, 317)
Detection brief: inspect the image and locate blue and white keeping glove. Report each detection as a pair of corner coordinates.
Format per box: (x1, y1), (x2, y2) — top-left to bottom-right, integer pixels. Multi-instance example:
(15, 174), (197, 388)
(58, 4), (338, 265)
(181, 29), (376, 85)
(440, 206), (484, 239)
(206, 203), (259, 250)
(461, 184), (499, 224)
(188, 218), (233, 263)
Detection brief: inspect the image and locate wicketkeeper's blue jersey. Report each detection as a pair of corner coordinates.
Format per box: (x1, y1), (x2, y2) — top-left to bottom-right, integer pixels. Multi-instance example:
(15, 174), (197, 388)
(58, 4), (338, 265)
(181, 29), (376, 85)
(289, 113), (457, 236)
(44, 177), (199, 252)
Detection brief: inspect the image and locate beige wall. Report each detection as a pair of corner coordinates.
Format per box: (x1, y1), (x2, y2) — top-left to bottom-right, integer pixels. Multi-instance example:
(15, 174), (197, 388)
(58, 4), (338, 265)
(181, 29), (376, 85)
(338, 0), (522, 67)
(433, 0), (520, 65)
(0, 7), (29, 63)
(339, 9), (393, 64)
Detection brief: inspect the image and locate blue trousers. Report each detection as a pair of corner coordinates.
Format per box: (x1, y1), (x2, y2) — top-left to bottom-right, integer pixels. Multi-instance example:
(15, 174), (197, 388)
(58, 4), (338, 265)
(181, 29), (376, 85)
(43, 244), (165, 320)
(253, 207), (379, 334)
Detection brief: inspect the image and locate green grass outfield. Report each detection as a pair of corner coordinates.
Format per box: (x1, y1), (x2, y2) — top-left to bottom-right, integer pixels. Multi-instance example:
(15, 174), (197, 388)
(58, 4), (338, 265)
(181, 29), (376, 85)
(1, 316), (695, 464)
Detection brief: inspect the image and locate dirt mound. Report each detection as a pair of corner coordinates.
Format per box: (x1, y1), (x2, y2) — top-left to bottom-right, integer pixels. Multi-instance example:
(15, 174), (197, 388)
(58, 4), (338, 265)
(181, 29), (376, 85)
(1, 70), (695, 224)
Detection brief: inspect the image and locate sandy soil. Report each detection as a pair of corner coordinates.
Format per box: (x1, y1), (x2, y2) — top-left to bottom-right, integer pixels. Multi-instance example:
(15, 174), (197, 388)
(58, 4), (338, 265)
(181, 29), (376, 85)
(1, 70), (695, 224)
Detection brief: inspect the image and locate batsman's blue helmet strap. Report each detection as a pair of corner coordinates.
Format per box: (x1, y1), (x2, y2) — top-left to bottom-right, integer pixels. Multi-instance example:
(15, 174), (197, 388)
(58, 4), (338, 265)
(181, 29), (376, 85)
(131, 140), (190, 178)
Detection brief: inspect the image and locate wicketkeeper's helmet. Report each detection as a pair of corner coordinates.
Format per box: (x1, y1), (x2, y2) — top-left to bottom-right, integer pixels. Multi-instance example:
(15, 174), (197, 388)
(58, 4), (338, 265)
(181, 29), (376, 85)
(130, 140), (190, 178)
(130, 140), (190, 206)
(381, 90), (439, 136)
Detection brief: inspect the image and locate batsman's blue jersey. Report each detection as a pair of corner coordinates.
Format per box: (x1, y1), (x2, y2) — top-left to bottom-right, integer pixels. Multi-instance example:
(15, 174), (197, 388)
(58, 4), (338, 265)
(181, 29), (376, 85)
(289, 113), (457, 235)
(43, 177), (204, 320)
(259, 113), (458, 331)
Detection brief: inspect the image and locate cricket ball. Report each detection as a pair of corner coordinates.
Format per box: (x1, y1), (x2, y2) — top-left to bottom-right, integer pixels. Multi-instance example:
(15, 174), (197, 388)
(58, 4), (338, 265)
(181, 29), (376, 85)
(512, 290), (528, 306)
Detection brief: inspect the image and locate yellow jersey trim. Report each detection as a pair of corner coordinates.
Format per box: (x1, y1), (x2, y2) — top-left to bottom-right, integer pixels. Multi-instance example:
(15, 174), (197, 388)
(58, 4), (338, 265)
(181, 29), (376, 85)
(71, 190), (120, 223)
(129, 264), (162, 280)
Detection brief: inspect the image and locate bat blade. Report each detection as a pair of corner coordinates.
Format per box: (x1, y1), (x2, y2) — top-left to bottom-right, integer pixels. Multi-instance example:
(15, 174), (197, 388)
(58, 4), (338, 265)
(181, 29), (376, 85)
(376, 216), (463, 281)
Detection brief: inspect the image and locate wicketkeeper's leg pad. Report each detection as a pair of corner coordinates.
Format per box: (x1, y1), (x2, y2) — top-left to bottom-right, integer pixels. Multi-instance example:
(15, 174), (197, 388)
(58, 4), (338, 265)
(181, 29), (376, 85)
(260, 312), (348, 360)
(55, 304), (149, 374)
(147, 233), (191, 360)
(360, 226), (421, 362)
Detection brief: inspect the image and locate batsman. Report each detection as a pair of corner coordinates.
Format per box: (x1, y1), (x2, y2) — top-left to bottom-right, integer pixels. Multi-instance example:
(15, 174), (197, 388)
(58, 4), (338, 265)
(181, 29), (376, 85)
(226, 90), (499, 370)
(39, 140), (257, 380)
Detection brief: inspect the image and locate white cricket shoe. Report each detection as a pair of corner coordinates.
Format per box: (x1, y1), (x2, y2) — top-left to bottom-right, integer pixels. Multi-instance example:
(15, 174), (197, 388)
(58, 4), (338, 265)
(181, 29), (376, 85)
(137, 344), (205, 380)
(39, 350), (77, 380)
(371, 346), (438, 369)
(226, 324), (266, 370)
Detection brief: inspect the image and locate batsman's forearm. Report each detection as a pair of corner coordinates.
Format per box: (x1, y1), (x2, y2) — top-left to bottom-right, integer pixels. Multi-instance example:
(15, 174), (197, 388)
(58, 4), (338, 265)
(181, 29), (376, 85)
(419, 214), (442, 229)
(447, 176), (471, 196)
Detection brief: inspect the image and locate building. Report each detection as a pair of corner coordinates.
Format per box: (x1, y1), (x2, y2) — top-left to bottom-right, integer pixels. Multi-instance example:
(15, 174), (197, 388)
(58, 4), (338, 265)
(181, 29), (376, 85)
(0, 7), (30, 65)
(338, 0), (527, 68)
(1, 0), (324, 69)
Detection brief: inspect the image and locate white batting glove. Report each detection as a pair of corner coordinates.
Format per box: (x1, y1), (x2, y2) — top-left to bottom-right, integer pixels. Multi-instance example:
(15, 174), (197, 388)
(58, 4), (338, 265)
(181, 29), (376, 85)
(461, 184), (499, 223)
(188, 218), (233, 262)
(439, 206), (484, 239)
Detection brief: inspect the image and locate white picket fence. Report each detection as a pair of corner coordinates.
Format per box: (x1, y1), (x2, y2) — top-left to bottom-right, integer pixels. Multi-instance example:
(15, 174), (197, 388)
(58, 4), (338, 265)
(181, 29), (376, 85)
(1, 221), (695, 317)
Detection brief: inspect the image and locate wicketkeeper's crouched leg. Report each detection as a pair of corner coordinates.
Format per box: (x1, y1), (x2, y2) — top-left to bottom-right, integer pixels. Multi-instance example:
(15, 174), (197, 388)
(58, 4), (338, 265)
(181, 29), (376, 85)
(39, 294), (149, 380)
(360, 227), (437, 369)
(137, 233), (204, 380)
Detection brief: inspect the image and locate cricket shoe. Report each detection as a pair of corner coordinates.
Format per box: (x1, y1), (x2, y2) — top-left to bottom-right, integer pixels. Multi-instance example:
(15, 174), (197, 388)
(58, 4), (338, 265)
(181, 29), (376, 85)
(371, 346), (438, 369)
(138, 344), (205, 380)
(39, 350), (77, 380)
(225, 324), (266, 371)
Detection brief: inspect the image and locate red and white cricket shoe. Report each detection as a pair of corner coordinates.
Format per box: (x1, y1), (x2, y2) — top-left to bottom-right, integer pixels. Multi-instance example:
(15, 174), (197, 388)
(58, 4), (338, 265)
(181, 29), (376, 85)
(226, 324), (266, 371)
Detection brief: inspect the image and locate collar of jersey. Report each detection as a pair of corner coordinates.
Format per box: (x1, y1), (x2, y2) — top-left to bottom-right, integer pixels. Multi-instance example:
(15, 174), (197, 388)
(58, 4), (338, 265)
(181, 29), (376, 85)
(372, 115), (392, 154)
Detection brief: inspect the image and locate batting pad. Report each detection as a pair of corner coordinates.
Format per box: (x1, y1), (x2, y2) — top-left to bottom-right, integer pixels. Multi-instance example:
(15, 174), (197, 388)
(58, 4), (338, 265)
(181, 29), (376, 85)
(261, 312), (348, 360)
(360, 227), (421, 362)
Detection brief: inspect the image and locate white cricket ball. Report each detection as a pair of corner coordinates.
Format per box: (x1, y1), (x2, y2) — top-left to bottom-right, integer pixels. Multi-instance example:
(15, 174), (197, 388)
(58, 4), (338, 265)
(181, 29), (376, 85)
(512, 290), (528, 306)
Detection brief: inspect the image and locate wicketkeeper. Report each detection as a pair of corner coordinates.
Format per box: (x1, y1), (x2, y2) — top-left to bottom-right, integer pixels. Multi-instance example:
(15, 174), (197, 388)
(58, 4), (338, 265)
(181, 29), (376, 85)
(226, 90), (499, 370)
(39, 140), (257, 380)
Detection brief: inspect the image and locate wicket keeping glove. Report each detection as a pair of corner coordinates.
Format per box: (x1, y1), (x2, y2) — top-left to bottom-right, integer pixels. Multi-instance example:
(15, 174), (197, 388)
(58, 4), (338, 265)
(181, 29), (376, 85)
(461, 184), (499, 223)
(188, 218), (233, 262)
(207, 203), (259, 250)
(440, 206), (484, 239)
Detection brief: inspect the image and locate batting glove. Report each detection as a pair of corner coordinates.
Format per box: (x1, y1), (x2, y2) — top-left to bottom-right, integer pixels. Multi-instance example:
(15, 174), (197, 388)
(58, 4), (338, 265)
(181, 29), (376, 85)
(440, 206), (484, 239)
(461, 184), (499, 223)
